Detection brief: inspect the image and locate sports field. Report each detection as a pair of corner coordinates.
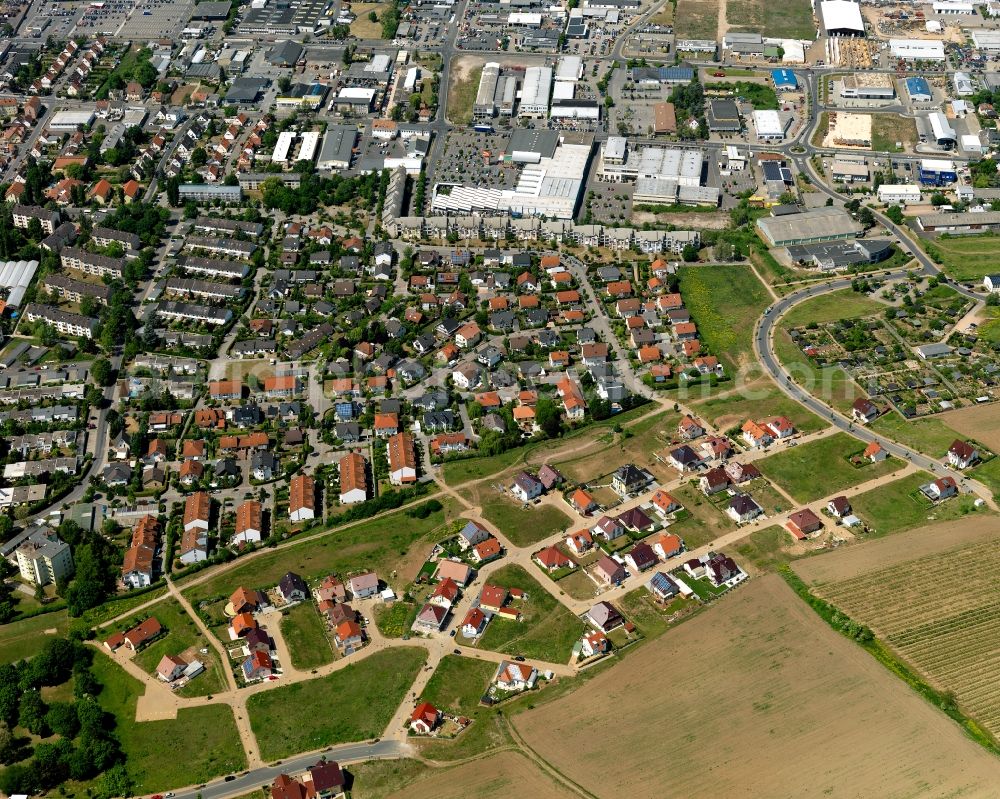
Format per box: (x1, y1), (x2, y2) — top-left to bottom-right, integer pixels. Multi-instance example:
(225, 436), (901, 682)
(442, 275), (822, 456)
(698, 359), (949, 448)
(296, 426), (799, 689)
(921, 233), (1000, 281)
(801, 519), (1000, 738)
(514, 575), (1000, 797)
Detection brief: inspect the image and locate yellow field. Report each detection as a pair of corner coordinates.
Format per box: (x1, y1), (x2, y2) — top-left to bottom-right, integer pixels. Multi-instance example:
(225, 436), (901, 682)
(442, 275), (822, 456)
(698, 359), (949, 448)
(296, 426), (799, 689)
(349, 3), (388, 38)
(939, 403), (1000, 452)
(514, 574), (1000, 797)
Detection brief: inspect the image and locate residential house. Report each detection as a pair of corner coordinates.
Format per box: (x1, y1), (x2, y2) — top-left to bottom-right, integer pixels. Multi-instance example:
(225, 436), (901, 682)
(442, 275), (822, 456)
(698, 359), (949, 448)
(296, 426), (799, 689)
(289, 474), (315, 522)
(348, 571), (379, 598)
(494, 660), (537, 691)
(646, 571), (680, 601)
(611, 463), (648, 496)
(278, 571), (308, 602)
(786, 508), (823, 540)
(410, 702), (441, 734)
(580, 630), (610, 657)
(726, 494), (763, 524)
(923, 476), (958, 502)
(594, 555), (626, 586)
(852, 398), (879, 424)
(624, 542), (657, 573)
(457, 520), (491, 550)
(565, 529), (594, 556)
(534, 545), (573, 572)
(652, 533), (684, 561)
(587, 601), (624, 632)
(571, 488), (598, 515)
(947, 440), (979, 469)
(511, 471), (543, 502)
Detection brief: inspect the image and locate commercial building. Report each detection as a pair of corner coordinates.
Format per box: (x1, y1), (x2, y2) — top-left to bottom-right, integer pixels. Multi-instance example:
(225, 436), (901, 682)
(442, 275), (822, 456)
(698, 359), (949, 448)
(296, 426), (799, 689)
(474, 62), (501, 120)
(752, 110), (789, 141)
(785, 239), (893, 271)
(316, 125), (358, 170)
(840, 73), (895, 100)
(904, 76), (932, 102)
(333, 87), (376, 113)
(972, 30), (1000, 51)
(890, 39), (946, 61)
(953, 71), (975, 97)
(49, 109), (96, 131)
(877, 184), (921, 204)
(519, 66), (553, 117)
(926, 112), (957, 147)
(177, 184), (243, 203)
(707, 99), (741, 133)
(771, 69), (797, 90)
(917, 210), (1000, 233)
(756, 207), (862, 247)
(653, 102), (677, 135)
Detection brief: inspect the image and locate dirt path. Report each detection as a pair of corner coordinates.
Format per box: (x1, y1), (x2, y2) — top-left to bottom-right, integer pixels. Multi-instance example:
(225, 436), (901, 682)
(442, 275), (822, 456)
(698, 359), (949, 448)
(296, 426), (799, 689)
(717, 0), (730, 40)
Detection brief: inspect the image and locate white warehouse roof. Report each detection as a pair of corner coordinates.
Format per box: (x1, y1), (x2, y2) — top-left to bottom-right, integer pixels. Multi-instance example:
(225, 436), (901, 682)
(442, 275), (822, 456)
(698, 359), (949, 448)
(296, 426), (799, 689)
(272, 131), (296, 163)
(820, 0), (864, 32)
(555, 56), (583, 81)
(890, 39), (946, 60)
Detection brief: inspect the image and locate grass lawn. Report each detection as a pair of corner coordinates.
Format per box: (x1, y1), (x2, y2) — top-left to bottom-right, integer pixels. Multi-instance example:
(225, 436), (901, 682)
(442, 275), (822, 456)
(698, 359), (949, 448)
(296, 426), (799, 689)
(779, 289), (884, 328)
(421, 655), (496, 713)
(919, 233), (1000, 282)
(678, 264), (770, 374)
(280, 602), (335, 670)
(850, 471), (986, 536)
(757, 432), (900, 503)
(617, 588), (672, 637)
(80, 587), (170, 628)
(480, 495), (572, 548)
(870, 413), (961, 458)
(441, 405), (654, 486)
(751, 480), (793, 517)
(90, 652), (246, 791)
(971, 457), (1000, 501)
(478, 565), (585, 664)
(669, 483), (736, 550)
(374, 601), (418, 638)
(690, 378), (828, 435)
(733, 524), (795, 571)
(552, 568), (600, 602)
(248, 647), (426, 761)
(183, 500), (457, 610)
(447, 64), (482, 126)
(673, 0), (720, 39)
(0, 610), (69, 665)
(872, 114), (917, 153)
(123, 598), (228, 698)
(726, 0), (815, 38)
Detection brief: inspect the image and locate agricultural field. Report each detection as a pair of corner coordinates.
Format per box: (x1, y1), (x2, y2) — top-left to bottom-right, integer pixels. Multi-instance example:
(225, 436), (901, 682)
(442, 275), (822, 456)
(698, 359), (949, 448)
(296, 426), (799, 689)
(802, 528), (1000, 738)
(673, 0), (720, 40)
(280, 601), (335, 670)
(940, 403), (1000, 452)
(182, 499), (456, 609)
(756, 432), (901, 503)
(726, 0), (815, 39)
(513, 575), (1000, 797)
(849, 471), (986, 536)
(247, 647), (427, 761)
(479, 495), (572, 548)
(678, 264), (770, 374)
(90, 653), (247, 792)
(384, 751), (579, 799)
(920, 233), (1000, 282)
(476, 564), (586, 663)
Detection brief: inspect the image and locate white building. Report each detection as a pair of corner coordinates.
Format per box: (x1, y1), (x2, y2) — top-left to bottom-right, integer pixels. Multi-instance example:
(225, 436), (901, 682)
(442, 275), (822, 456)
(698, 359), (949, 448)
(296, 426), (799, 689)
(272, 131), (296, 163)
(297, 130), (320, 162)
(877, 184), (921, 205)
(890, 39), (946, 61)
(519, 66), (553, 117)
(15, 528), (73, 587)
(752, 110), (789, 141)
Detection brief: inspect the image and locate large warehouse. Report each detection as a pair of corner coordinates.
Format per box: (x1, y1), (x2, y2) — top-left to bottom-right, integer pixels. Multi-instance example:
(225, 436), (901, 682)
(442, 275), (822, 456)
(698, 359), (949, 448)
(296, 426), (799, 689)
(890, 39), (946, 61)
(756, 207), (862, 247)
(821, 0), (865, 35)
(474, 62), (501, 120)
(519, 66), (553, 117)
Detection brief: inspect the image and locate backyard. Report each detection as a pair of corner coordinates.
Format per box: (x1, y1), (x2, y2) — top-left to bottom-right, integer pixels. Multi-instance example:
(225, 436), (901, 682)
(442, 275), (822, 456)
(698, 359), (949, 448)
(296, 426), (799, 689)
(756, 432), (901, 503)
(247, 647), (427, 761)
(280, 601), (335, 670)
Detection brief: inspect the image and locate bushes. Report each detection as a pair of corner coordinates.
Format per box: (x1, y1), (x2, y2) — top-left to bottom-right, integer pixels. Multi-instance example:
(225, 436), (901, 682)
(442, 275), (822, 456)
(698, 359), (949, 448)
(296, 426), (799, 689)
(406, 499), (443, 519)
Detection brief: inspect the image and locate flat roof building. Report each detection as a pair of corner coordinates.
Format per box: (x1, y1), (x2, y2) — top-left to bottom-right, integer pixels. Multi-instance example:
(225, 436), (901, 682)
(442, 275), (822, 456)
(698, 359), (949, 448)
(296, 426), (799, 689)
(756, 207), (862, 247)
(474, 62), (501, 120)
(890, 39), (946, 61)
(821, 0), (865, 35)
(316, 125), (358, 170)
(519, 66), (553, 117)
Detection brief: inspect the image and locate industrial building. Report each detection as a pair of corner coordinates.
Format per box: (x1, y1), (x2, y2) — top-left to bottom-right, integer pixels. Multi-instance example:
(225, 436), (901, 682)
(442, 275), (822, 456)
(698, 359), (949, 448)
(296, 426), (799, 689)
(877, 184), (922, 204)
(953, 72), (975, 97)
(334, 87), (376, 113)
(598, 141), (719, 206)
(917, 210), (1000, 233)
(890, 39), (946, 61)
(786, 239), (893, 271)
(756, 207), (862, 247)
(316, 125), (358, 170)
(752, 110), (789, 141)
(771, 69), (797, 91)
(904, 76), (932, 102)
(474, 63), (501, 120)
(0, 259), (39, 307)
(707, 100), (741, 132)
(820, 0), (865, 35)
(519, 66), (553, 117)
(926, 112), (957, 147)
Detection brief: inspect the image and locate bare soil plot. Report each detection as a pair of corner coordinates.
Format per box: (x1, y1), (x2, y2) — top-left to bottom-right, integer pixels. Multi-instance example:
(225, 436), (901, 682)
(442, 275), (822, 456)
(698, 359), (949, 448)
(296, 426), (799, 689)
(514, 574), (1000, 798)
(798, 518), (1000, 738)
(384, 751), (578, 799)
(939, 403), (1000, 452)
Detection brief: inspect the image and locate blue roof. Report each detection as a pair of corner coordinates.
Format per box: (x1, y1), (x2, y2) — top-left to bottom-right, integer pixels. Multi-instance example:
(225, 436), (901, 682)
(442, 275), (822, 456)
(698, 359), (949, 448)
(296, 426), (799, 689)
(771, 68), (797, 87)
(905, 76), (931, 96)
(658, 66), (694, 81)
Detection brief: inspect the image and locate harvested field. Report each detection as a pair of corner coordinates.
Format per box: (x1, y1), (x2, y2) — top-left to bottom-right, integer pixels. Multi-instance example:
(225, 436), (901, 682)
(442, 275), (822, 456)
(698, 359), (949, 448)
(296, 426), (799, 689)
(800, 519), (1000, 738)
(384, 751), (578, 799)
(514, 574), (1000, 798)
(940, 403), (1000, 452)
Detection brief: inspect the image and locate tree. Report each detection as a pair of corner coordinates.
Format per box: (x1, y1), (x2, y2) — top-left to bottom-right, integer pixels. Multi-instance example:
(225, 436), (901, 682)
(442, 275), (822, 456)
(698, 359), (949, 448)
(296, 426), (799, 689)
(278, 75), (292, 92)
(91, 358), (115, 386)
(45, 702), (80, 739)
(191, 147), (208, 167)
(65, 543), (114, 617)
(681, 243), (699, 262)
(885, 204), (904, 224)
(18, 691), (48, 737)
(535, 397), (562, 438)
(930, 192), (947, 206)
(368, 10), (378, 21)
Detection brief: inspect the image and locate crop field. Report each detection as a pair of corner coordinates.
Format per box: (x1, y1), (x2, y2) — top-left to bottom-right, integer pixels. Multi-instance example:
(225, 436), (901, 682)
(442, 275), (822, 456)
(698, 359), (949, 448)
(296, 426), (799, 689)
(673, 0), (720, 42)
(807, 535), (1000, 738)
(726, 0), (815, 39)
(940, 403), (1000, 452)
(678, 265), (769, 374)
(756, 431), (900, 503)
(921, 233), (1000, 282)
(514, 575), (1000, 797)
(384, 751), (578, 799)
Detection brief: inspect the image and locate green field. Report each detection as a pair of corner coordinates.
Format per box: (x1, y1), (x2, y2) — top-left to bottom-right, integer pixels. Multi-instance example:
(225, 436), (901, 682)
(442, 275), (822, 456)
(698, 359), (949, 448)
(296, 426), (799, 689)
(280, 602), (335, 670)
(870, 413), (962, 458)
(849, 471), (987, 536)
(123, 598), (227, 697)
(733, 525), (795, 571)
(871, 114), (918, 153)
(480, 496), (572, 548)
(247, 647), (426, 761)
(726, 0), (815, 38)
(757, 432), (900, 503)
(669, 483), (737, 550)
(678, 265), (770, 374)
(674, 0), (721, 39)
(90, 653), (247, 791)
(182, 500), (456, 607)
(0, 610), (70, 665)
(972, 457), (1000, 501)
(421, 655), (496, 713)
(920, 233), (1000, 281)
(690, 377), (828, 434)
(374, 601), (418, 638)
(779, 289), (884, 328)
(477, 565), (586, 663)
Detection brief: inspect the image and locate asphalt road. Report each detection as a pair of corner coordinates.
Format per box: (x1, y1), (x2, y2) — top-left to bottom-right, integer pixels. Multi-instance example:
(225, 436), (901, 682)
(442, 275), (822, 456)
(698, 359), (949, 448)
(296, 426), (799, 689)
(169, 740), (408, 799)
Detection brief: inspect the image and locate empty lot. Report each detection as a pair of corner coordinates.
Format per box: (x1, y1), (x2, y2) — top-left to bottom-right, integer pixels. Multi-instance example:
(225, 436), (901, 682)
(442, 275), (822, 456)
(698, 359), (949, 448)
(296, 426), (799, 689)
(514, 574), (1000, 797)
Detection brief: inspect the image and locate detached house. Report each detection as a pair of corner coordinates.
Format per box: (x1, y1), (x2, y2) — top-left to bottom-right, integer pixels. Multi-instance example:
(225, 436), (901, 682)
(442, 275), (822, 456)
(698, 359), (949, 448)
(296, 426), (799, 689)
(852, 398), (879, 424)
(511, 471), (543, 502)
(947, 440), (979, 469)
